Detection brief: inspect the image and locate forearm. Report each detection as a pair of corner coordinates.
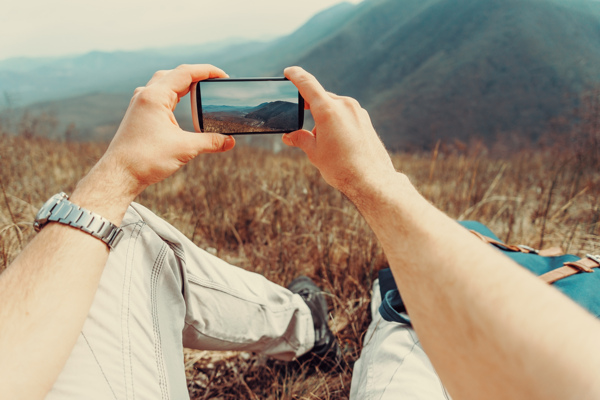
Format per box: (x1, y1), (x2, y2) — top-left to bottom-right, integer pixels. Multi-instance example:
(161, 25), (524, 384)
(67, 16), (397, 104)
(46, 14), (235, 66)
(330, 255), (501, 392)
(0, 159), (135, 400)
(354, 172), (600, 399)
(0, 65), (232, 400)
(283, 66), (600, 398)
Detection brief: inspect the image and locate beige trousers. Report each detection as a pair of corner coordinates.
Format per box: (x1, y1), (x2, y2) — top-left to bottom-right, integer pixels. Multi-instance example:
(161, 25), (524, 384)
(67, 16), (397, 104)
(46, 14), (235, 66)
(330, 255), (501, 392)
(46, 203), (314, 400)
(46, 202), (448, 399)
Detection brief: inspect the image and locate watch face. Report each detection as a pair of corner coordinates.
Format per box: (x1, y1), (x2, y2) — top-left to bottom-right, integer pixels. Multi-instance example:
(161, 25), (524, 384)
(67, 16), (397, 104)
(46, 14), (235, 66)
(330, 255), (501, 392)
(36, 196), (56, 219)
(34, 193), (67, 231)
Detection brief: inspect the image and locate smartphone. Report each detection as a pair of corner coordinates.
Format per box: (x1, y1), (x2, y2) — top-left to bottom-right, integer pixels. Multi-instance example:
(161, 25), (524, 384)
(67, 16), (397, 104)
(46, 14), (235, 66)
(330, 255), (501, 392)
(191, 78), (304, 135)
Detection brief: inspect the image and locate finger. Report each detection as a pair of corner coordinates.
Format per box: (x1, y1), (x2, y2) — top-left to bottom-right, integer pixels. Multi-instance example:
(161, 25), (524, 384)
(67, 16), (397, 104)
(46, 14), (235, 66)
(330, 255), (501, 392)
(284, 66), (330, 108)
(182, 130), (236, 154)
(156, 64), (229, 99)
(129, 86), (145, 106)
(282, 129), (316, 155)
(133, 87), (145, 96)
(146, 69), (171, 86)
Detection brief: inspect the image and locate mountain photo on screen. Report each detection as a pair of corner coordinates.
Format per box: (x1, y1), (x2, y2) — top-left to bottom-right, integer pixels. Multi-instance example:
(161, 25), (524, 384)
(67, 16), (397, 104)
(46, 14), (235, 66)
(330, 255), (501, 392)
(200, 80), (301, 134)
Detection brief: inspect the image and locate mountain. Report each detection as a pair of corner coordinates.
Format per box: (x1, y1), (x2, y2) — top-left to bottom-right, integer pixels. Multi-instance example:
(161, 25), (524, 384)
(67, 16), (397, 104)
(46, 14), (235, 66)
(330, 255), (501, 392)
(3, 0), (600, 149)
(5, 92), (195, 140)
(220, 2), (357, 76)
(201, 101), (299, 132)
(203, 105), (256, 113)
(0, 40), (271, 107)
(245, 101), (299, 130)
(286, 0), (600, 148)
(0, 3), (356, 108)
(220, 0), (600, 148)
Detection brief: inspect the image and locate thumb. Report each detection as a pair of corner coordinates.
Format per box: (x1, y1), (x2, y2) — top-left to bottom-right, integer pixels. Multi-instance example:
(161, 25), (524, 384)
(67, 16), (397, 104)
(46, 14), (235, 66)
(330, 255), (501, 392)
(282, 129), (316, 155)
(185, 131), (236, 154)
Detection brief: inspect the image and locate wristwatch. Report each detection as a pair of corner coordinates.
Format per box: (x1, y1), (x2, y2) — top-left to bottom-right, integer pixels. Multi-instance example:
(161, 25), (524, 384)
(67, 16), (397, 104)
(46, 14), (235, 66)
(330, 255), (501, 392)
(34, 192), (124, 249)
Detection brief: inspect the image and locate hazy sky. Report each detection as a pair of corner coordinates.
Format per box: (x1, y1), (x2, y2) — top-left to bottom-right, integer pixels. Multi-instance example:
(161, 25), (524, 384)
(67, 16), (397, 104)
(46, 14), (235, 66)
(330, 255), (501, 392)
(1, 0), (362, 61)
(201, 80), (298, 107)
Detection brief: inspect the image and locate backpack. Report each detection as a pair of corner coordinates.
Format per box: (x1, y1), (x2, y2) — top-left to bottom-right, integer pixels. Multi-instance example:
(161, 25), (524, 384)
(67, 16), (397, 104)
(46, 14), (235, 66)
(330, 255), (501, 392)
(378, 221), (600, 325)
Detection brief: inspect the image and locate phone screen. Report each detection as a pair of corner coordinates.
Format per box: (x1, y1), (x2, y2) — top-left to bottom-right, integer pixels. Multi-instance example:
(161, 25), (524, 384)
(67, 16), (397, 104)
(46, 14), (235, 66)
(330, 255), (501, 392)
(194, 78), (304, 134)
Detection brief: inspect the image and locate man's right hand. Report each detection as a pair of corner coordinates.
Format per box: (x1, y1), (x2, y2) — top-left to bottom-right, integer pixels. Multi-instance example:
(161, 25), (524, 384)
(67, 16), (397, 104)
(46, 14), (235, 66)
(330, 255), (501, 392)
(286, 66), (600, 400)
(282, 66), (397, 202)
(0, 65), (236, 400)
(94, 64), (236, 202)
(70, 64), (236, 224)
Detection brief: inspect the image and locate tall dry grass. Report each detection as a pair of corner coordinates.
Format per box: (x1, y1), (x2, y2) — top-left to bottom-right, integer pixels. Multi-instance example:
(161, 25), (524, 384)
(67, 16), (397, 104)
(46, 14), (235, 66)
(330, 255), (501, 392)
(0, 131), (598, 398)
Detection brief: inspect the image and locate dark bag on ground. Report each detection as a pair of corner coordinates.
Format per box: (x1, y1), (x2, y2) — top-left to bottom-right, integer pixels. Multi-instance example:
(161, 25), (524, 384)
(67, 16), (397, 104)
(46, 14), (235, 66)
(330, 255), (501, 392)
(378, 221), (600, 325)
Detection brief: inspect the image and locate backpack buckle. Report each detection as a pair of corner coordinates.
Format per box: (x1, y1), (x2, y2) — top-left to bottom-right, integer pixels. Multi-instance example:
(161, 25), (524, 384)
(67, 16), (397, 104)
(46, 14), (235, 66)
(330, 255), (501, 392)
(518, 245), (539, 254)
(587, 254), (600, 265)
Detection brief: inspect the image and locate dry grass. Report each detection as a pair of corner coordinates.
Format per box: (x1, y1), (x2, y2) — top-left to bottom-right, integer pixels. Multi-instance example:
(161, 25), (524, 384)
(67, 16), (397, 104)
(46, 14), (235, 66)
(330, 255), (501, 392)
(1, 133), (599, 398)
(204, 117), (283, 134)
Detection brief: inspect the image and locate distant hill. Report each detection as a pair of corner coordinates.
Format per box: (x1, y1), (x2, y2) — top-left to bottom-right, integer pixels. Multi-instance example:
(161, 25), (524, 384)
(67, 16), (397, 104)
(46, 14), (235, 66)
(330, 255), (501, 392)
(6, 92), (195, 140)
(203, 105), (255, 113)
(2, 0), (600, 149)
(245, 101), (299, 130)
(221, 2), (357, 76)
(201, 101), (299, 132)
(284, 0), (600, 148)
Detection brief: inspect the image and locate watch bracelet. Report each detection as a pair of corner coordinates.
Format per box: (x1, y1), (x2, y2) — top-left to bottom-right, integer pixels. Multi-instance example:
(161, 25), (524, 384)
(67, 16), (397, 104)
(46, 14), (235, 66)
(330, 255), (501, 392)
(49, 199), (124, 249)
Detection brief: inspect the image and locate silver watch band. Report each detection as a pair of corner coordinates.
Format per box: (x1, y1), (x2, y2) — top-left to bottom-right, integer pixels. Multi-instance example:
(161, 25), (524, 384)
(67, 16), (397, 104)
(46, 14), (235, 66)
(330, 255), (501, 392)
(46, 197), (124, 249)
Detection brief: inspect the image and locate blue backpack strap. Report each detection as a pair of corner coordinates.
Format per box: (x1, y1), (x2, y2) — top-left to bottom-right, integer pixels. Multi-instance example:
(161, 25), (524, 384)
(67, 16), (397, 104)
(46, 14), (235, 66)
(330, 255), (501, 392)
(378, 221), (600, 325)
(540, 255), (600, 283)
(458, 221), (500, 241)
(378, 268), (411, 324)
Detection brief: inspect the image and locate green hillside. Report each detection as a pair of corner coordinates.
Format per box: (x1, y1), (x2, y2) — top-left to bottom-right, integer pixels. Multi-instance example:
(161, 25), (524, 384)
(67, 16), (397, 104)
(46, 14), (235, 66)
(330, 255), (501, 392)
(3, 0), (600, 148)
(290, 0), (600, 148)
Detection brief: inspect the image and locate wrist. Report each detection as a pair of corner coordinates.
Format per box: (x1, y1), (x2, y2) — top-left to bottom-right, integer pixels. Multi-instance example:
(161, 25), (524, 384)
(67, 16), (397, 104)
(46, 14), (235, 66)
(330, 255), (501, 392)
(344, 171), (416, 212)
(346, 171), (433, 258)
(69, 158), (139, 226)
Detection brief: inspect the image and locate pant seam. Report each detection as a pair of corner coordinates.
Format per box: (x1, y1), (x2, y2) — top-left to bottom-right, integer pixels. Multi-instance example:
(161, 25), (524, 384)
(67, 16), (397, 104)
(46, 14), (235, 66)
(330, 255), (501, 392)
(186, 274), (297, 313)
(122, 221), (144, 400)
(81, 332), (118, 400)
(378, 338), (419, 400)
(406, 330), (449, 397)
(151, 244), (170, 400)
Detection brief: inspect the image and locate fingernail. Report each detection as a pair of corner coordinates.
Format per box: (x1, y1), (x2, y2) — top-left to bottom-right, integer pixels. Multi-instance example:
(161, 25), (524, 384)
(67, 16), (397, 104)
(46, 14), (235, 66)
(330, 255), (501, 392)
(224, 136), (235, 151)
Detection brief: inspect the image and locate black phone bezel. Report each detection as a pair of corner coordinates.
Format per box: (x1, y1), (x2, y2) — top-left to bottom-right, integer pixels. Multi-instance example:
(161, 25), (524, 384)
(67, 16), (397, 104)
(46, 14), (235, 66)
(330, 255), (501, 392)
(195, 77), (304, 135)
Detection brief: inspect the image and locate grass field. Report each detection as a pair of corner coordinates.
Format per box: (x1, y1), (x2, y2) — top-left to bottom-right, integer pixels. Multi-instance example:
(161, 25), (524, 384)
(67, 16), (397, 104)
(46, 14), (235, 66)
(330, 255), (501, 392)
(1, 132), (598, 398)
(204, 116), (283, 134)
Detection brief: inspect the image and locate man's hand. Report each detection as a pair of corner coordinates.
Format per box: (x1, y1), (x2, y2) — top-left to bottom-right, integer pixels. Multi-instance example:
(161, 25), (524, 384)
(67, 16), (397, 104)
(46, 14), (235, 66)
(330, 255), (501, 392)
(90, 64), (236, 203)
(282, 66), (396, 202)
(0, 64), (236, 400)
(284, 66), (600, 400)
